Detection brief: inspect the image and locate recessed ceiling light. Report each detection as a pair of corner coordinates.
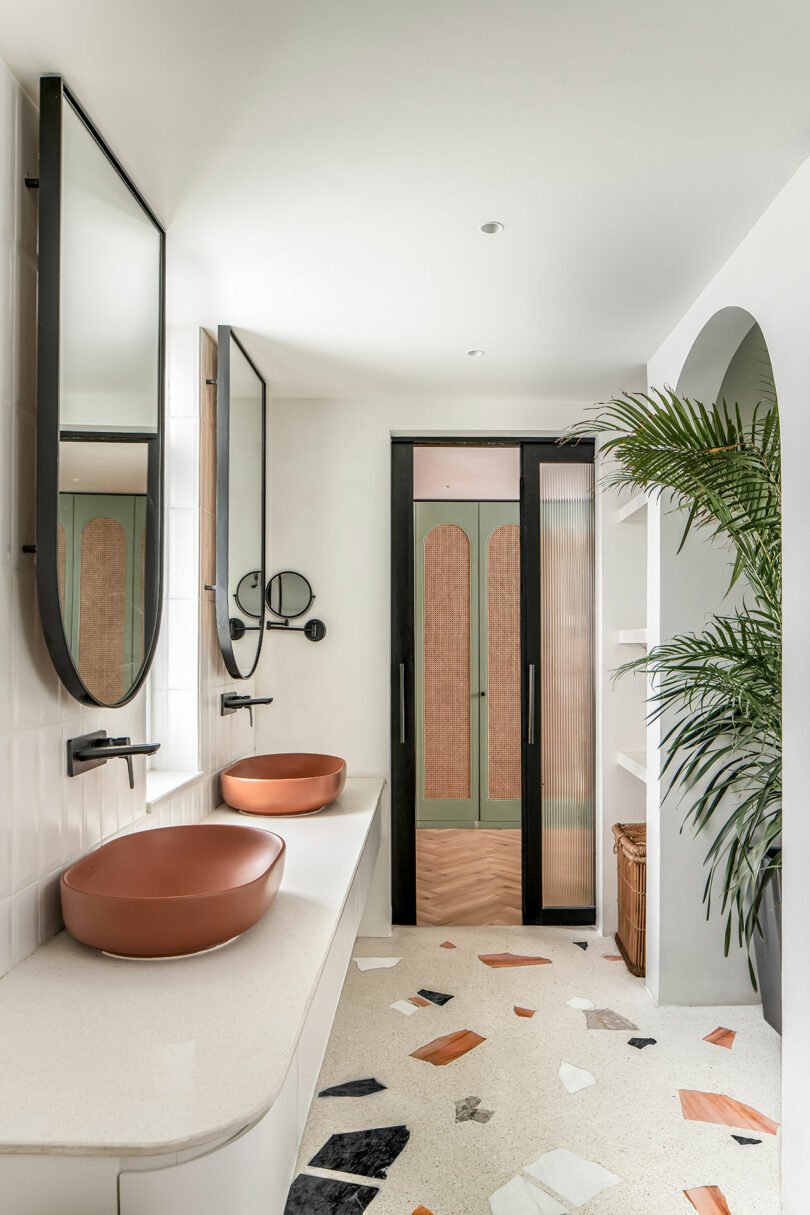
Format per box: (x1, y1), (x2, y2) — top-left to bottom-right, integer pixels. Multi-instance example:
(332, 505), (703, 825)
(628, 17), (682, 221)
(467, 349), (485, 358)
(480, 221), (504, 234)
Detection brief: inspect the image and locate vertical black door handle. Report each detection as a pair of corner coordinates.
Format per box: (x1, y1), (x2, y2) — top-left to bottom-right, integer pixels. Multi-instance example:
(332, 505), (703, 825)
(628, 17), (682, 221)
(399, 663), (406, 744)
(528, 663), (536, 745)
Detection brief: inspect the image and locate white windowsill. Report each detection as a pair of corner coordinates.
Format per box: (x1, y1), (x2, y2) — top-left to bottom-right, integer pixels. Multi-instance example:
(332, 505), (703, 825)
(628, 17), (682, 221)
(146, 769), (205, 809)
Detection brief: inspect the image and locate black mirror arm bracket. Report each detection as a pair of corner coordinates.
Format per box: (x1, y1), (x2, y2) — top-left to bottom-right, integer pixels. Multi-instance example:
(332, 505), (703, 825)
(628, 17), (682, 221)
(266, 618), (327, 642)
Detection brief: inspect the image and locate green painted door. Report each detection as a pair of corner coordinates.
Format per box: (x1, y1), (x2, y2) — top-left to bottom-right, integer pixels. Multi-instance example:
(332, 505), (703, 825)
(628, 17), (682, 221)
(415, 501), (521, 829)
(60, 493), (147, 697)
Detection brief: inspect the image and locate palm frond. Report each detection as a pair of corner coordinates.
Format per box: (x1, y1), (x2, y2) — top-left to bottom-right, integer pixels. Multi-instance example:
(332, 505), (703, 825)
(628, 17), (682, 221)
(576, 385), (781, 983)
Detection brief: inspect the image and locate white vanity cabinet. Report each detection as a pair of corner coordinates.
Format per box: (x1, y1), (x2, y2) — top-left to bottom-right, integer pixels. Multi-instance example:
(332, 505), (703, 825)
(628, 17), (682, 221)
(0, 781), (384, 1215)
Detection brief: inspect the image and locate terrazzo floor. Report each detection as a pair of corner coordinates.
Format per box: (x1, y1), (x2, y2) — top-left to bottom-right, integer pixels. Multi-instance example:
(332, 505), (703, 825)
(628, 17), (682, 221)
(288, 926), (781, 1214)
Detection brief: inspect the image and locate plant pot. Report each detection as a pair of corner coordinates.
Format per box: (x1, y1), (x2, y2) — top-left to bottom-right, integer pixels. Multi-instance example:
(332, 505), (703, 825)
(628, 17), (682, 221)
(753, 859), (781, 1035)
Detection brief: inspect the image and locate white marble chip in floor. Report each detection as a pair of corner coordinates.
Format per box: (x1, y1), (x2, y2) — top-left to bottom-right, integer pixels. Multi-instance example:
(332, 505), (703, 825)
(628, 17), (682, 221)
(287, 926), (780, 1214)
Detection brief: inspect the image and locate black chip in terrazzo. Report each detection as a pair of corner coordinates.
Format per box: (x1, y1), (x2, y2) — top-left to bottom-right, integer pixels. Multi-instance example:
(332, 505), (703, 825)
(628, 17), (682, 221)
(284, 1173), (379, 1213)
(627, 1037), (657, 1049)
(318, 1078), (387, 1098)
(417, 989), (453, 1006)
(574, 941), (589, 950)
(308, 1125), (410, 1179)
(732, 1134), (762, 1145)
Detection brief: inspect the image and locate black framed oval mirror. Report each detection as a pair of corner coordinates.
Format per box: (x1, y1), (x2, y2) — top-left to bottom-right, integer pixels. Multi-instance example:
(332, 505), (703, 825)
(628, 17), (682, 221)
(35, 76), (165, 707)
(215, 327), (267, 679)
(266, 570), (314, 619)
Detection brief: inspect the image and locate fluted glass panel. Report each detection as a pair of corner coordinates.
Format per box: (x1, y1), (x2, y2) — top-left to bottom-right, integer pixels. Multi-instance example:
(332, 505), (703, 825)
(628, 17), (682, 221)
(539, 464), (595, 907)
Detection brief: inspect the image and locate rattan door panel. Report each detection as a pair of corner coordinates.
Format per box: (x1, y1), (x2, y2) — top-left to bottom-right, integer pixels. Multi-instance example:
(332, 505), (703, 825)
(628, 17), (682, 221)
(61, 493), (147, 706)
(479, 503), (521, 825)
(414, 503), (479, 825)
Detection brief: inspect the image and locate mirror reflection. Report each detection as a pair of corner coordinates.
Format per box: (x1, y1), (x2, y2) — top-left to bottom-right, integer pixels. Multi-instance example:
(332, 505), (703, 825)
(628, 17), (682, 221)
(36, 77), (165, 707)
(61, 97), (161, 435)
(235, 571), (263, 618)
(266, 571), (314, 619)
(58, 440), (148, 704)
(216, 328), (266, 679)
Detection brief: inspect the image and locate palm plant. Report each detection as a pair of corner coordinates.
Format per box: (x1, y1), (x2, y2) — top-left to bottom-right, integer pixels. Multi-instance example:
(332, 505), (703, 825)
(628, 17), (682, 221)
(568, 386), (781, 983)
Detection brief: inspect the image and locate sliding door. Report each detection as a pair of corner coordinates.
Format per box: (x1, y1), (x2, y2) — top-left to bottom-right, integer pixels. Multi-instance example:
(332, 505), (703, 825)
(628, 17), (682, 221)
(522, 443), (596, 923)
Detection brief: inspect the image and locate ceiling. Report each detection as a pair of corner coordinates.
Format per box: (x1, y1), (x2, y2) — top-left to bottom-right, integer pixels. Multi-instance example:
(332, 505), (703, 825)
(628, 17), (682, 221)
(2, 0), (810, 398)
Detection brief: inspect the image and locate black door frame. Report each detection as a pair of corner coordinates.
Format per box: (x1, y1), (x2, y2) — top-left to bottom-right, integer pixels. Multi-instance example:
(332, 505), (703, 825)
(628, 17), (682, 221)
(391, 435), (596, 926)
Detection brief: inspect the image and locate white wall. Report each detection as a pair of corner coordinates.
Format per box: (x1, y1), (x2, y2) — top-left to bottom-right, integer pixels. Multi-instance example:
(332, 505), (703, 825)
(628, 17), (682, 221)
(646, 157), (810, 1211)
(259, 396), (646, 937)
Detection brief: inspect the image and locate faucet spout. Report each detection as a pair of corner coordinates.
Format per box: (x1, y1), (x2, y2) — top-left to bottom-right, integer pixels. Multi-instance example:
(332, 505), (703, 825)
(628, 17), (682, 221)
(220, 693), (274, 727)
(67, 732), (160, 789)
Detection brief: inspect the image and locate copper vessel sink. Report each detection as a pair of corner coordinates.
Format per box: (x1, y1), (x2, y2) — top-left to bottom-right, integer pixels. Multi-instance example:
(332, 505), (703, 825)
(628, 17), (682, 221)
(221, 753), (347, 816)
(61, 824), (285, 958)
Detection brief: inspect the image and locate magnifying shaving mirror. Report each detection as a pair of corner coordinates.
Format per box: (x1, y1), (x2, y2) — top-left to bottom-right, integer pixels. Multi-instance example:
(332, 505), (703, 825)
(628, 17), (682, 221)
(265, 570), (326, 642)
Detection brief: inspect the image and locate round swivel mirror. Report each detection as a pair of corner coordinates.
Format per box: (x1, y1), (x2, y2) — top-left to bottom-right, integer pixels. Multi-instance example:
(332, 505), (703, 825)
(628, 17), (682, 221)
(266, 570), (314, 620)
(235, 570), (263, 618)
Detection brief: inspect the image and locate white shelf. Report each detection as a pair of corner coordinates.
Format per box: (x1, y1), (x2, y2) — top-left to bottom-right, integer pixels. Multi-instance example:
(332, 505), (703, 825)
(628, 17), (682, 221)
(617, 749), (648, 783)
(617, 493), (649, 522)
(618, 628), (648, 646)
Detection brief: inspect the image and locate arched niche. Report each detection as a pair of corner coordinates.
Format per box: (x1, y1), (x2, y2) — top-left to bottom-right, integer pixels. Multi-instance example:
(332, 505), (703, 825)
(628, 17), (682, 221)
(675, 304), (773, 404)
(648, 303), (778, 1008)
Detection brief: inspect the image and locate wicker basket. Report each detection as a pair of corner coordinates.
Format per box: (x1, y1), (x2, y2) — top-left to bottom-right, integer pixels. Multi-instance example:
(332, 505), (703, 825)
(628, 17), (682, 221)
(612, 822), (647, 976)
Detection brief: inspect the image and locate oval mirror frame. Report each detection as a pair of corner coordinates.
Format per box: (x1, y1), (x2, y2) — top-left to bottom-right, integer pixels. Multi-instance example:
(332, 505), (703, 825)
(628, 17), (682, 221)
(266, 570), (314, 620)
(215, 327), (267, 680)
(34, 76), (166, 707)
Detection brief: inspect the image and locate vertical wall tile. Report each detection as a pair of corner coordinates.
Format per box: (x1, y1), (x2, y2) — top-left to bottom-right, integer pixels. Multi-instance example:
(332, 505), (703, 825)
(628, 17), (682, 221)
(0, 238), (13, 407)
(37, 723), (63, 874)
(11, 727), (38, 889)
(99, 757), (120, 841)
(82, 767), (102, 853)
(168, 508), (199, 600)
(13, 250), (36, 415)
(0, 65), (15, 244)
(15, 89), (38, 260)
(0, 400), (12, 566)
(38, 870), (63, 944)
(168, 418), (199, 509)
(11, 568), (42, 731)
(0, 734), (11, 899)
(62, 725), (83, 862)
(0, 897), (11, 979)
(11, 883), (37, 965)
(0, 577), (12, 737)
(11, 402), (34, 564)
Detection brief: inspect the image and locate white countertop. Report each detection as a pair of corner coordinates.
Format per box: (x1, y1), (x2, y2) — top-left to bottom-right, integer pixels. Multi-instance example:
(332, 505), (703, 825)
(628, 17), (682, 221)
(0, 778), (384, 1157)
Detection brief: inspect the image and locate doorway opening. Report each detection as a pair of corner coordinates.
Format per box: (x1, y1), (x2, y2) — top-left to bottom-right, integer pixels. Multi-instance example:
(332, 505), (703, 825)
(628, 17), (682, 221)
(391, 437), (596, 927)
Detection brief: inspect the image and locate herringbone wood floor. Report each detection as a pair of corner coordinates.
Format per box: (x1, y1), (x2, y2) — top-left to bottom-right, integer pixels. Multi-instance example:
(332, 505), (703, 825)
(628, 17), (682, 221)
(415, 828), (522, 925)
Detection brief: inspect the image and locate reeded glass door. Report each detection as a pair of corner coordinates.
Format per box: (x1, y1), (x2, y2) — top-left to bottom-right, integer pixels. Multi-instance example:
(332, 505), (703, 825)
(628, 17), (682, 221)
(522, 446), (596, 921)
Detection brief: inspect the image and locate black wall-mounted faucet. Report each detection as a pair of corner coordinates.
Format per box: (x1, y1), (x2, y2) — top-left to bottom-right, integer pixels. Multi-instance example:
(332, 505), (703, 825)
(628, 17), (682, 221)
(67, 731), (160, 790)
(220, 692), (274, 727)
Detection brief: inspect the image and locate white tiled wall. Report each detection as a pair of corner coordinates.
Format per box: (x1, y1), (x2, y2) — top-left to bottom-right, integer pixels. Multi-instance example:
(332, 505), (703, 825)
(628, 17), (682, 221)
(0, 62), (263, 980)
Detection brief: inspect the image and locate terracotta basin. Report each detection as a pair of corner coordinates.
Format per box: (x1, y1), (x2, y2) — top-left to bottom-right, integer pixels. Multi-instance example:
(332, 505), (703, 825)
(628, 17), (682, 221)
(61, 824), (285, 958)
(221, 753), (347, 816)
